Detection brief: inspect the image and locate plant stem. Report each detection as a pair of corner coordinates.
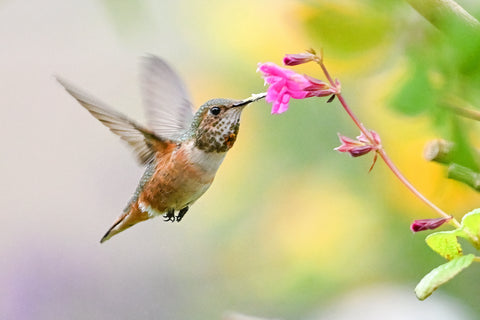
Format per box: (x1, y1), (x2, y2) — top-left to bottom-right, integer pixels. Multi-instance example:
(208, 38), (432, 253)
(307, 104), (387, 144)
(448, 163), (480, 191)
(316, 56), (462, 229)
(315, 57), (373, 141)
(447, 104), (480, 122)
(378, 148), (460, 227)
(406, 0), (480, 36)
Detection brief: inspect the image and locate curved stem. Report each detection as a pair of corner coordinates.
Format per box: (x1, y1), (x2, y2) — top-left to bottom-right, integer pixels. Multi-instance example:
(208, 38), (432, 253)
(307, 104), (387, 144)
(315, 54), (462, 229)
(378, 148), (461, 228)
(336, 94), (372, 139)
(314, 57), (373, 141)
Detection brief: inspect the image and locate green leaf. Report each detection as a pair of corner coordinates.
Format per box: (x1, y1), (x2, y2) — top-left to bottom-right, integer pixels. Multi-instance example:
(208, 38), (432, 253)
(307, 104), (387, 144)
(415, 254), (475, 300)
(457, 208), (480, 250)
(457, 209), (480, 249)
(425, 231), (462, 260)
(461, 209), (480, 236)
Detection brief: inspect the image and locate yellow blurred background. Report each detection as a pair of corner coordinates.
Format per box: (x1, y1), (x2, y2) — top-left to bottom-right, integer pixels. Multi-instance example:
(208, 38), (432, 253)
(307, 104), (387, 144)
(1, 0), (480, 319)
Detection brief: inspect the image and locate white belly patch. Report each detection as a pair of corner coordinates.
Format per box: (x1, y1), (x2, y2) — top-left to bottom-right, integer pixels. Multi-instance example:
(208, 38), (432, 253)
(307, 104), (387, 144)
(139, 202), (163, 218)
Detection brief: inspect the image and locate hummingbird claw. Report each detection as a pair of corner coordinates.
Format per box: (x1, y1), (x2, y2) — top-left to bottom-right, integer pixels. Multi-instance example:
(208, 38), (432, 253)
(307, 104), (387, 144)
(163, 209), (175, 222)
(176, 206), (189, 222)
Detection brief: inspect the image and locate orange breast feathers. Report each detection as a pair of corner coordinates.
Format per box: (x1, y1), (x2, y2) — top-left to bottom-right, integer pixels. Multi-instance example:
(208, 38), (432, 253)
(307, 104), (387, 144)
(137, 145), (215, 213)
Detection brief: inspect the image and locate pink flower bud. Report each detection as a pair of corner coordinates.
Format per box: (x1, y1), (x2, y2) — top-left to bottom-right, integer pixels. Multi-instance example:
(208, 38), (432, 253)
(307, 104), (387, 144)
(410, 217), (452, 232)
(303, 75), (340, 98)
(283, 52), (317, 66)
(334, 130), (381, 157)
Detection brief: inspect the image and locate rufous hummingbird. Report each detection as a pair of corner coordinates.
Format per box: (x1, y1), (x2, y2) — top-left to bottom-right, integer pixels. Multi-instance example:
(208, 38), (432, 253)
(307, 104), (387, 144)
(57, 55), (265, 243)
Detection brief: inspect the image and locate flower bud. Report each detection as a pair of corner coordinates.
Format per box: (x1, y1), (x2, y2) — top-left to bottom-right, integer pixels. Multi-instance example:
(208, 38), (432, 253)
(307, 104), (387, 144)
(283, 52), (317, 66)
(335, 131), (380, 157)
(410, 217), (452, 232)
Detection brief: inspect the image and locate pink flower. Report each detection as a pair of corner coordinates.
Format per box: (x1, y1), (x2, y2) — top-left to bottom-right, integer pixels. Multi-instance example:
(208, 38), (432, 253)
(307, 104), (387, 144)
(335, 131), (381, 157)
(283, 52), (316, 66)
(410, 217), (452, 232)
(257, 62), (339, 114)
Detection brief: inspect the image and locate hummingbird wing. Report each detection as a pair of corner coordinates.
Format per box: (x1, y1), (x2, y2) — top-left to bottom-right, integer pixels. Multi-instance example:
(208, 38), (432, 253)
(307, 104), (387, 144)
(57, 77), (168, 165)
(140, 55), (194, 140)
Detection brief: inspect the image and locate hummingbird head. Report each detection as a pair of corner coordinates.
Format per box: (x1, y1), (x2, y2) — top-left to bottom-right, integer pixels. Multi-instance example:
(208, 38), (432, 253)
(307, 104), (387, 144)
(189, 93), (265, 153)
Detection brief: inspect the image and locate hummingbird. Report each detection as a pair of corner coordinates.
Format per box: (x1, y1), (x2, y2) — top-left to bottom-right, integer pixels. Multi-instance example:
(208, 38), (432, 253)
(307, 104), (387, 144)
(57, 55), (265, 243)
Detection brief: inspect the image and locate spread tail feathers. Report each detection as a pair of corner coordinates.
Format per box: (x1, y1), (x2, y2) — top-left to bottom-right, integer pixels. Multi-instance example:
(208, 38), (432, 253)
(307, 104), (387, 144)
(100, 204), (150, 243)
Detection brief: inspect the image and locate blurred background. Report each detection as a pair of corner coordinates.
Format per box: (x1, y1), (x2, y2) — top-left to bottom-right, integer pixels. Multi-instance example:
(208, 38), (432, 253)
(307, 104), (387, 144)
(2, 0), (480, 319)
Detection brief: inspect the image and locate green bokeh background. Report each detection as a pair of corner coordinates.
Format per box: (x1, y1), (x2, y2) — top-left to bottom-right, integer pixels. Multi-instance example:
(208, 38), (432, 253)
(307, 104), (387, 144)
(2, 0), (480, 319)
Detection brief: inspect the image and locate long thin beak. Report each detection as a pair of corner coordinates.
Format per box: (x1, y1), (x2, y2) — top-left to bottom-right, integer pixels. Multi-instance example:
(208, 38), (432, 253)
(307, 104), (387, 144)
(233, 92), (267, 107)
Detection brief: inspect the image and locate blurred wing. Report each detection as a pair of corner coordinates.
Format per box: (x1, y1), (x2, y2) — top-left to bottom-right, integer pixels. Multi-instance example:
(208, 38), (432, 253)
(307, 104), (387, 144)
(57, 77), (166, 165)
(140, 55), (194, 140)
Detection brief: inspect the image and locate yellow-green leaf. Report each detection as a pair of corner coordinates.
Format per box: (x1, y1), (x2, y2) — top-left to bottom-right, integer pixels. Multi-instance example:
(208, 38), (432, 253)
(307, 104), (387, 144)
(415, 254), (475, 300)
(461, 209), (480, 235)
(425, 231), (462, 260)
(457, 209), (480, 249)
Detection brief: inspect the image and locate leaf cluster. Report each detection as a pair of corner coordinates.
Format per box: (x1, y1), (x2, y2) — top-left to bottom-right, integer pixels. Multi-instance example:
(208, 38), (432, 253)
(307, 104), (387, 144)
(415, 209), (480, 300)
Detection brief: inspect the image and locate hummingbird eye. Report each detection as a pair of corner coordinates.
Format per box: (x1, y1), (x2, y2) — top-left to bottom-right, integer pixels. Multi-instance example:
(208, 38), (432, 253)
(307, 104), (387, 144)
(209, 106), (221, 116)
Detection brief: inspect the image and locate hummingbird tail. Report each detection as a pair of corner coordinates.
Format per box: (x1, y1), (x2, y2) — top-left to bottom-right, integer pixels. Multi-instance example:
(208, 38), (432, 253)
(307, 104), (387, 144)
(100, 204), (149, 243)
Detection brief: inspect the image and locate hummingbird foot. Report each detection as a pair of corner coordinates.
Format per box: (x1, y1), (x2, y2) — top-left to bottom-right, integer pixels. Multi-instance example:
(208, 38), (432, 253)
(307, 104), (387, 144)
(176, 206), (189, 222)
(163, 209), (175, 222)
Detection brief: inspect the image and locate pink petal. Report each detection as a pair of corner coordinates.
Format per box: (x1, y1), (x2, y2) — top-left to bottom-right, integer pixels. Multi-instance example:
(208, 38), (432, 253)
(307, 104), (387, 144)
(258, 61), (334, 114)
